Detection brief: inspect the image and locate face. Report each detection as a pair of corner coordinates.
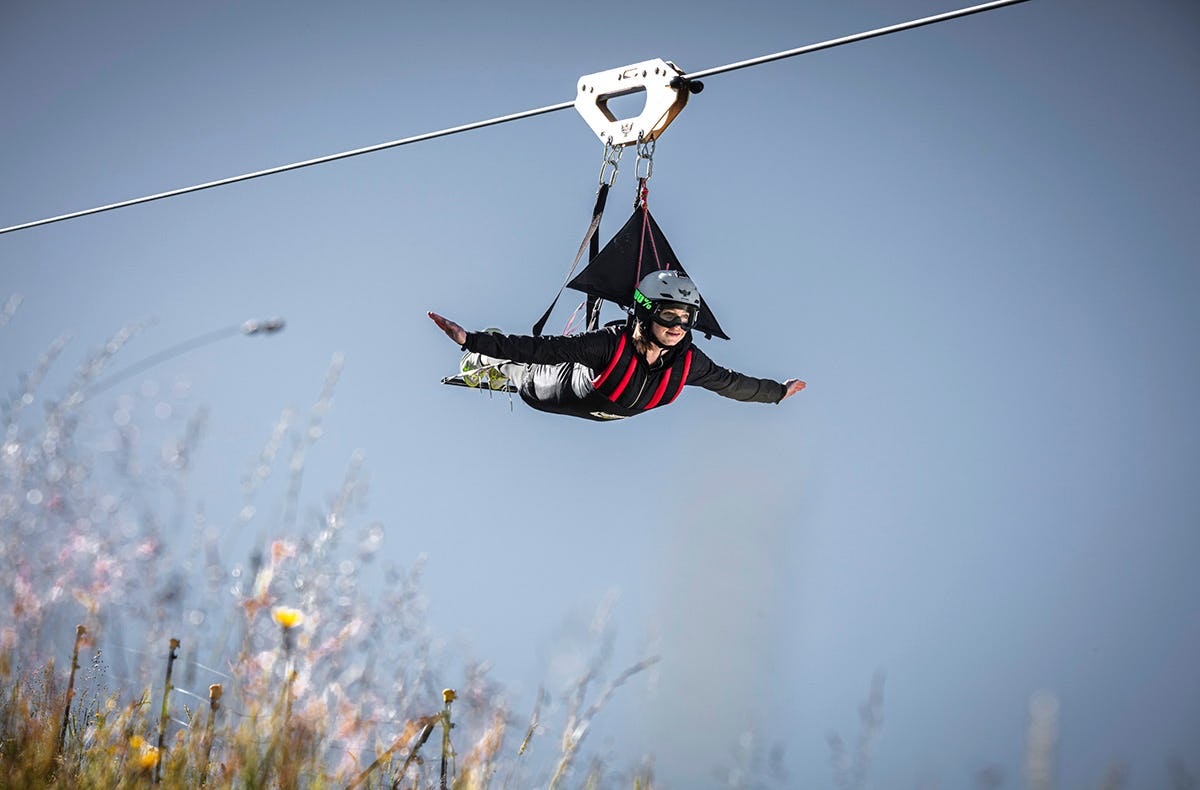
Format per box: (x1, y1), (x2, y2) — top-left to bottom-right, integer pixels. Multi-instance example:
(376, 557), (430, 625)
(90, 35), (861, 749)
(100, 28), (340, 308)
(650, 306), (692, 346)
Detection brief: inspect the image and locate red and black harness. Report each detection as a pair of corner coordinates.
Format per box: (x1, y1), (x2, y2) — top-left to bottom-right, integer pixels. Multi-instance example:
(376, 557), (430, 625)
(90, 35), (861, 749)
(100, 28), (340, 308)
(591, 331), (693, 412)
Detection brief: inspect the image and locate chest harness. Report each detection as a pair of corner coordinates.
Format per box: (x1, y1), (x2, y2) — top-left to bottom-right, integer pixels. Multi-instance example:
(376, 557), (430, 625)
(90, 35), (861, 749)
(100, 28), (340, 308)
(591, 332), (693, 412)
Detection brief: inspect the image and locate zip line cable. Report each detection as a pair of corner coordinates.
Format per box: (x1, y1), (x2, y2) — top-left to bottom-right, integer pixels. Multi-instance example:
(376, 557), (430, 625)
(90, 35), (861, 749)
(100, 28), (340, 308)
(0, 0), (1029, 237)
(682, 0), (1030, 80)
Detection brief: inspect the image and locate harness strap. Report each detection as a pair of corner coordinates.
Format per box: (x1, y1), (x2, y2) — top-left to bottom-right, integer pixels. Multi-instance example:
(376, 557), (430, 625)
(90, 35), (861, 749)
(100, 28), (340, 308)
(606, 357), (638, 402)
(642, 367), (674, 410)
(532, 183), (609, 336)
(591, 332), (627, 389)
(664, 349), (693, 406)
(593, 333), (692, 410)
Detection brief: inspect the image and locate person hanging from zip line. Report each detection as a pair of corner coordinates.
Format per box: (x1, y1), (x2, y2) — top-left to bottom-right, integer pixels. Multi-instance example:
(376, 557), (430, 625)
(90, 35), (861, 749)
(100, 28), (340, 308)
(428, 270), (805, 422)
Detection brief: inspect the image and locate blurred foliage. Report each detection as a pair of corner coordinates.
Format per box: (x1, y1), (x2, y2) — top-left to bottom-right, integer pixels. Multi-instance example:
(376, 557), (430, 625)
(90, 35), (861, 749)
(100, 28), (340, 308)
(0, 316), (663, 788)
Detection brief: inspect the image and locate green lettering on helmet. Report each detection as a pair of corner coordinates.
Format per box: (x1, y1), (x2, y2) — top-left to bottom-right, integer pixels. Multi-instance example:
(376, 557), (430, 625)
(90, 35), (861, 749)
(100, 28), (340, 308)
(633, 289), (654, 310)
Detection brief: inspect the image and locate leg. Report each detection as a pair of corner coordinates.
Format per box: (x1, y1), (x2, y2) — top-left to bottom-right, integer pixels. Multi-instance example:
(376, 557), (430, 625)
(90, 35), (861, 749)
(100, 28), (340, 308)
(461, 351), (528, 390)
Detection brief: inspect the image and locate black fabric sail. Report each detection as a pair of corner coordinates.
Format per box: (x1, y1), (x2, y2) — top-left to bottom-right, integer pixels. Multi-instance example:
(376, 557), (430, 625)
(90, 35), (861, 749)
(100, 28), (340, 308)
(567, 207), (729, 340)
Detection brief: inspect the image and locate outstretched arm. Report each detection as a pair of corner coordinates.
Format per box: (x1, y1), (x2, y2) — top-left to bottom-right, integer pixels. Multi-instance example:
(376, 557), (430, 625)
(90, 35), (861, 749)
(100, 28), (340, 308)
(687, 347), (806, 404)
(428, 311), (617, 369)
(428, 312), (467, 345)
(782, 379), (806, 400)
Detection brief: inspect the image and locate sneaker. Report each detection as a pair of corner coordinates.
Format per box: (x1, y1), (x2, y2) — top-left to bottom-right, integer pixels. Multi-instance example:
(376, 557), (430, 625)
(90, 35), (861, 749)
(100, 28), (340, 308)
(460, 352), (511, 391)
(461, 329), (508, 389)
(460, 352), (486, 388)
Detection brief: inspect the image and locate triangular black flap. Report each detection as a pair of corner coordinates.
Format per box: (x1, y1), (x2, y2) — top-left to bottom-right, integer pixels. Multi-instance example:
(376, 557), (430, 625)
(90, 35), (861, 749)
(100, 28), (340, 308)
(567, 208), (729, 340)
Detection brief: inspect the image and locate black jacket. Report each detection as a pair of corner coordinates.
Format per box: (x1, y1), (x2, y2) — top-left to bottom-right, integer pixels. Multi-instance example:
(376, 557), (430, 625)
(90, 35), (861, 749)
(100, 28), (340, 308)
(464, 325), (787, 421)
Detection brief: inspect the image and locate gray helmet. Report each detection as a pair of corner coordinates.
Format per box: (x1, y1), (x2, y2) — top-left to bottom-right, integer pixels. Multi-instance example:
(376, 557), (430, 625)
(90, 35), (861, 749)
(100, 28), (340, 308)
(632, 270), (701, 330)
(634, 270), (700, 307)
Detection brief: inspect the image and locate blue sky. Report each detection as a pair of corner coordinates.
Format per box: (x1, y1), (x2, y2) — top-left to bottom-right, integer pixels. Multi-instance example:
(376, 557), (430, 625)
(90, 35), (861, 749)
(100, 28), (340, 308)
(2, 0), (1198, 786)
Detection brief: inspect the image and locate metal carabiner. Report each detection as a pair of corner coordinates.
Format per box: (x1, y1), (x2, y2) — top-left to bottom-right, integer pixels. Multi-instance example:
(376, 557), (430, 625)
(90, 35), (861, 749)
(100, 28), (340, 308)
(634, 135), (655, 182)
(597, 138), (624, 188)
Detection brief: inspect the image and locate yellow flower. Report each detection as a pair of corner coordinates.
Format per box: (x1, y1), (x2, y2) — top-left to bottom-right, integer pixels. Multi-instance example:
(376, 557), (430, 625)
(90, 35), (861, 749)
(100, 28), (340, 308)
(128, 735), (158, 771)
(443, 688), (457, 704)
(136, 746), (159, 770)
(272, 606), (304, 629)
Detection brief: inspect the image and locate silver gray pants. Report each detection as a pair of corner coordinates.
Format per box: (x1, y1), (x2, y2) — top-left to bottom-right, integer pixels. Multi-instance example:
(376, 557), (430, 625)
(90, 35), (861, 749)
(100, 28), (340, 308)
(461, 352), (596, 402)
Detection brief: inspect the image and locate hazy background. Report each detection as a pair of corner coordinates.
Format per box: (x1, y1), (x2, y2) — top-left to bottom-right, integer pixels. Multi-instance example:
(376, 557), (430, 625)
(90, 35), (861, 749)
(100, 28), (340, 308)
(2, 0), (1198, 786)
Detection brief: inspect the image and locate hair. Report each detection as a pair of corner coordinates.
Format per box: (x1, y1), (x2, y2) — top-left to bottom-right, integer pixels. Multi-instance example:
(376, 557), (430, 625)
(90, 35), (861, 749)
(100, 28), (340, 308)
(631, 318), (655, 357)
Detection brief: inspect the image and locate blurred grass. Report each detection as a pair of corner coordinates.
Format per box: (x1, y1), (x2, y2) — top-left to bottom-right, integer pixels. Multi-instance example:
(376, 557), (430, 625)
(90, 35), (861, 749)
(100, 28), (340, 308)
(0, 316), (660, 788)
(5, 313), (1193, 788)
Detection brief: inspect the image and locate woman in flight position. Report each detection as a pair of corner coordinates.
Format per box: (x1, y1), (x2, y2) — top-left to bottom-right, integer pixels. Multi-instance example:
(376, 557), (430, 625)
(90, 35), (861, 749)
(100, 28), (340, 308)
(428, 270), (805, 422)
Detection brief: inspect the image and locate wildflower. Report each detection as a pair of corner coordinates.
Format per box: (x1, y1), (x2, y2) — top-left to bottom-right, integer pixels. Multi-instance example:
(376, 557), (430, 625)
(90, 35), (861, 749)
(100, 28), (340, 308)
(136, 745), (159, 771)
(443, 688), (456, 704)
(128, 735), (159, 771)
(271, 539), (297, 563)
(272, 606), (304, 629)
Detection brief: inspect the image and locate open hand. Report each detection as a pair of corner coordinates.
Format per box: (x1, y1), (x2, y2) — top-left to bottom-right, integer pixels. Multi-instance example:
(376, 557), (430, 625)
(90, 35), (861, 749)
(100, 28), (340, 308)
(428, 311), (467, 345)
(781, 379), (806, 400)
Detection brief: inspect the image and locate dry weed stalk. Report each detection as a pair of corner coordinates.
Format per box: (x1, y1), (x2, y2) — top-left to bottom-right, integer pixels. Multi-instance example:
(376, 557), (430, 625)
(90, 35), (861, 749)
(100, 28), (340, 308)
(439, 688), (457, 789)
(56, 625), (87, 759)
(1025, 691), (1059, 790)
(548, 655), (659, 790)
(154, 637), (180, 783)
(346, 715), (437, 789)
(827, 670), (886, 790)
(198, 683), (222, 786)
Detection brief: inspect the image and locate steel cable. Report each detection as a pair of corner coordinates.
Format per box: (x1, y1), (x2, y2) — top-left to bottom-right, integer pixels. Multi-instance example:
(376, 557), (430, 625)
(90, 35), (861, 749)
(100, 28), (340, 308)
(0, 0), (1030, 236)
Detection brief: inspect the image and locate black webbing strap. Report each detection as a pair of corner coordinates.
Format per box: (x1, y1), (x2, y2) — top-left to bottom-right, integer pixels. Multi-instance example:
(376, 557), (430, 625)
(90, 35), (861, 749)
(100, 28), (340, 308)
(585, 207), (603, 331)
(532, 183), (609, 336)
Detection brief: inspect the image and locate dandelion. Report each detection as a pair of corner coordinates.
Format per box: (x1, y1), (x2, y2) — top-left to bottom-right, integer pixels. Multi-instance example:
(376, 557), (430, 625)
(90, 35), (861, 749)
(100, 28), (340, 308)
(272, 606), (304, 630)
(274, 606), (304, 661)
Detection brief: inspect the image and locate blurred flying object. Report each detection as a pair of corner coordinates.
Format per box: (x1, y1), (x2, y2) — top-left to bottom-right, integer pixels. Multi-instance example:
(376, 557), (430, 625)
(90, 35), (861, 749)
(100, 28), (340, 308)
(86, 316), (286, 398)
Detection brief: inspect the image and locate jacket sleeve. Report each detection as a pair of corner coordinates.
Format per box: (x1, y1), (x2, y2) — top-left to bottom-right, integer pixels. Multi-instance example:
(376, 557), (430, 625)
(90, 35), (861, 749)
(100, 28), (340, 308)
(686, 346), (788, 404)
(463, 328), (616, 370)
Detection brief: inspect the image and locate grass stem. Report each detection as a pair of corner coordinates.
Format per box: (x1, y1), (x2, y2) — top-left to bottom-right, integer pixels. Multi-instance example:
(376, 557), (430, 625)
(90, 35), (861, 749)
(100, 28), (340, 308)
(55, 625), (86, 760)
(199, 683), (222, 787)
(155, 638), (180, 783)
(440, 688), (456, 790)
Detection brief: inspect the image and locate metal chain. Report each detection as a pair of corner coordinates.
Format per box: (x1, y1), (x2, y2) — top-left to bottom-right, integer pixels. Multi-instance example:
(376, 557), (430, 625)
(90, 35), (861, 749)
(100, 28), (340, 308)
(597, 138), (623, 188)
